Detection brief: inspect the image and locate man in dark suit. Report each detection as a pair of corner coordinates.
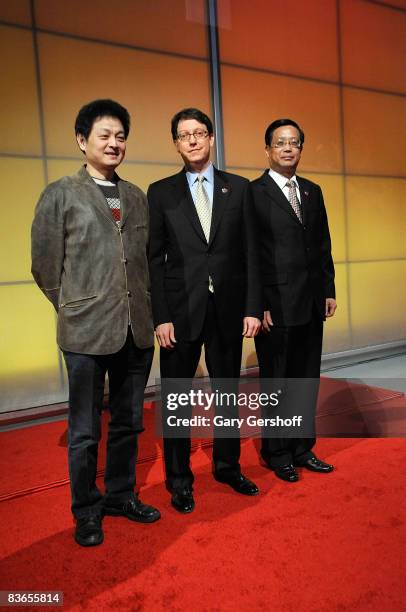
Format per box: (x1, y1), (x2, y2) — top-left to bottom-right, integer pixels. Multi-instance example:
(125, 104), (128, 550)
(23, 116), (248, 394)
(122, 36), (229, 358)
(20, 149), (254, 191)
(148, 108), (262, 512)
(251, 118), (337, 483)
(32, 99), (160, 546)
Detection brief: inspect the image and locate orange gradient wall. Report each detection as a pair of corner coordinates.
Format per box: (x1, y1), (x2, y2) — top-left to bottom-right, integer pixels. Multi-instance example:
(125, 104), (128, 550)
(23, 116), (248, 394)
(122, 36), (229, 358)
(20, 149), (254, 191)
(218, 0), (406, 356)
(0, 0), (405, 411)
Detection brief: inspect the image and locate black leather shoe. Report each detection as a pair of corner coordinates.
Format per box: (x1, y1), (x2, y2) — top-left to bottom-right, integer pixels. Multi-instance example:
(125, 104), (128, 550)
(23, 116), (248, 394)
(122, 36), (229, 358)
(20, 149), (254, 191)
(272, 464), (299, 483)
(171, 488), (195, 514)
(295, 456), (334, 473)
(214, 473), (259, 496)
(75, 516), (103, 547)
(104, 495), (161, 523)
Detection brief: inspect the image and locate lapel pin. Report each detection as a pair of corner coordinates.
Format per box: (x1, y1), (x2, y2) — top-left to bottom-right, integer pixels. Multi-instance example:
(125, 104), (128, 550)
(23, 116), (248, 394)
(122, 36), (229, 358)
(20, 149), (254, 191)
(221, 186), (229, 194)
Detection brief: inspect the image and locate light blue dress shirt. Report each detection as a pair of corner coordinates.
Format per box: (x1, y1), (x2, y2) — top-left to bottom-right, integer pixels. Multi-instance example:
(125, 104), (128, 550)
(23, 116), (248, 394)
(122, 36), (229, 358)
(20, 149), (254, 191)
(186, 163), (214, 208)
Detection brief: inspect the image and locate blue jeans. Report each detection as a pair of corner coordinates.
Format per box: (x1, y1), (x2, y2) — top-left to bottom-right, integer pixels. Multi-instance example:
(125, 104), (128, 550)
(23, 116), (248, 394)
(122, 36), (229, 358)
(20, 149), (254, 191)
(63, 331), (153, 518)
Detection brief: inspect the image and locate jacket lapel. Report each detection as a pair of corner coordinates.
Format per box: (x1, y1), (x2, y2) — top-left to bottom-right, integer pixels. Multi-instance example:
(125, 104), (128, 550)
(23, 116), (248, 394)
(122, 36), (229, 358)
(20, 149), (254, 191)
(117, 178), (132, 228)
(174, 170), (207, 243)
(297, 176), (310, 226)
(208, 169), (231, 246)
(261, 171), (302, 226)
(75, 165), (118, 227)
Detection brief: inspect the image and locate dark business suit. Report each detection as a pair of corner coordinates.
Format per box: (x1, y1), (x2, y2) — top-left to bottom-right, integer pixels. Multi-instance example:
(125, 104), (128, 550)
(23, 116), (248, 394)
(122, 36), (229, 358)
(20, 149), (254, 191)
(251, 171), (335, 467)
(148, 168), (262, 490)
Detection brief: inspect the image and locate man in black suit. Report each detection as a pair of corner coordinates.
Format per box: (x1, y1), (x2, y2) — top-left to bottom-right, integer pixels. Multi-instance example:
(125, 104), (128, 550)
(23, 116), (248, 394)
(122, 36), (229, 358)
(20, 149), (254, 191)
(252, 118), (337, 483)
(148, 108), (262, 512)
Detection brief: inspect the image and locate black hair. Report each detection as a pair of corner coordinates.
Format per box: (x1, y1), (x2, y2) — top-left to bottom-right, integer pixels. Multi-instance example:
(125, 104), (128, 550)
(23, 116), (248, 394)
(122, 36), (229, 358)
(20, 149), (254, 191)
(171, 107), (213, 140)
(74, 99), (130, 139)
(264, 118), (304, 147)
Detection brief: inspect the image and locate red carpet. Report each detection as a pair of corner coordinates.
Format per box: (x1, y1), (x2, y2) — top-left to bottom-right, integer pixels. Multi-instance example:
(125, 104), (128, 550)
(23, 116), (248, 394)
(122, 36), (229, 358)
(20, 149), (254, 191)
(0, 402), (161, 504)
(1, 378), (405, 610)
(0, 437), (405, 610)
(1, 377), (405, 503)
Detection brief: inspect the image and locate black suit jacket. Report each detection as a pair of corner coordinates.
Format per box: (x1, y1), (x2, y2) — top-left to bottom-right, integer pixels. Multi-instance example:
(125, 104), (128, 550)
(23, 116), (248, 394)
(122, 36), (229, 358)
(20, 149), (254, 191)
(148, 168), (262, 342)
(251, 171), (335, 327)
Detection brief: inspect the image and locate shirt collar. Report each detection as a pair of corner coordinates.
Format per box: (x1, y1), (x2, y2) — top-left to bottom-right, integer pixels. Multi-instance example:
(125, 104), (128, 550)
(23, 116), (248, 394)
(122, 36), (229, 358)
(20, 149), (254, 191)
(269, 168), (298, 190)
(186, 162), (214, 188)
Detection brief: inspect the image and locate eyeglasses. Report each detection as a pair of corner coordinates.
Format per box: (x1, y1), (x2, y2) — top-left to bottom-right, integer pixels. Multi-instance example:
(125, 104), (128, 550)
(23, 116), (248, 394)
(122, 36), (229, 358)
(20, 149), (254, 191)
(271, 138), (302, 149)
(177, 129), (209, 142)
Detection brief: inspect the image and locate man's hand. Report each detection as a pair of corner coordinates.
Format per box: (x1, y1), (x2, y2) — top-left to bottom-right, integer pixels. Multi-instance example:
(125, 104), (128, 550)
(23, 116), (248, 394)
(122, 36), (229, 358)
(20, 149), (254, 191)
(325, 298), (337, 318)
(262, 310), (273, 332)
(243, 317), (261, 338)
(155, 322), (176, 349)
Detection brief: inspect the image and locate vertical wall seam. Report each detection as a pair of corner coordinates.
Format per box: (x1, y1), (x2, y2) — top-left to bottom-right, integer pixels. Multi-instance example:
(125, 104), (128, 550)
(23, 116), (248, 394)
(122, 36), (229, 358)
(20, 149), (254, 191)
(30, 0), (47, 184)
(336, 0), (354, 349)
(206, 0), (225, 169)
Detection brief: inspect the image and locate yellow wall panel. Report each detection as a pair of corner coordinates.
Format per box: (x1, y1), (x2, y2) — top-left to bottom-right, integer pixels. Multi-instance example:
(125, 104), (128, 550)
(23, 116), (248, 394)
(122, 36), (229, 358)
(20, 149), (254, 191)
(218, 0), (338, 82)
(242, 338), (258, 371)
(350, 261), (406, 347)
(343, 89), (406, 177)
(322, 263), (350, 353)
(0, 158), (45, 282)
(148, 340), (162, 388)
(119, 164), (181, 194)
(46, 159), (83, 184)
(0, 26), (42, 155)
(341, 0), (406, 93)
(347, 177), (406, 261)
(38, 34), (210, 163)
(222, 67), (342, 173)
(0, 284), (59, 376)
(36, 0), (207, 58)
(0, 0), (31, 25)
(227, 167), (262, 181)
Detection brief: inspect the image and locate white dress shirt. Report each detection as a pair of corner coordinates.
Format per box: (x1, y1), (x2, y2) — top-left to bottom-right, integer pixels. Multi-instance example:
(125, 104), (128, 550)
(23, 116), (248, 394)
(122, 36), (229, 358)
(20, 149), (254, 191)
(269, 168), (301, 203)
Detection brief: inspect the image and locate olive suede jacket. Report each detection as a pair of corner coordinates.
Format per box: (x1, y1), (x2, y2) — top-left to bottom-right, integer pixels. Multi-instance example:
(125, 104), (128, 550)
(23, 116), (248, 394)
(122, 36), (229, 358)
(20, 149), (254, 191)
(31, 165), (154, 354)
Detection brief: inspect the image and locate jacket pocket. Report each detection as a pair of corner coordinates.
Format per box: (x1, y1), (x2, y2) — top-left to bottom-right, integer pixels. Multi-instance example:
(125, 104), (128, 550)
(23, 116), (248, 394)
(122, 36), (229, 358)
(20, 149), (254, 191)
(60, 295), (98, 308)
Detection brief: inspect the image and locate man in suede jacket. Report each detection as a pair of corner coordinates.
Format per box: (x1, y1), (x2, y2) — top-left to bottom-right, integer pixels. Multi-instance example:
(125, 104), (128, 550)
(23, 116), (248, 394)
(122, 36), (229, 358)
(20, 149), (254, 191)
(31, 99), (160, 547)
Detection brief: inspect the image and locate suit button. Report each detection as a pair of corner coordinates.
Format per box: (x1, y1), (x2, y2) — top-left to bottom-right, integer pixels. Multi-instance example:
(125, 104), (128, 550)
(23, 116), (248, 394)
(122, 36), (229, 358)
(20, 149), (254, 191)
(127, 291), (132, 297)
(122, 258), (128, 264)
